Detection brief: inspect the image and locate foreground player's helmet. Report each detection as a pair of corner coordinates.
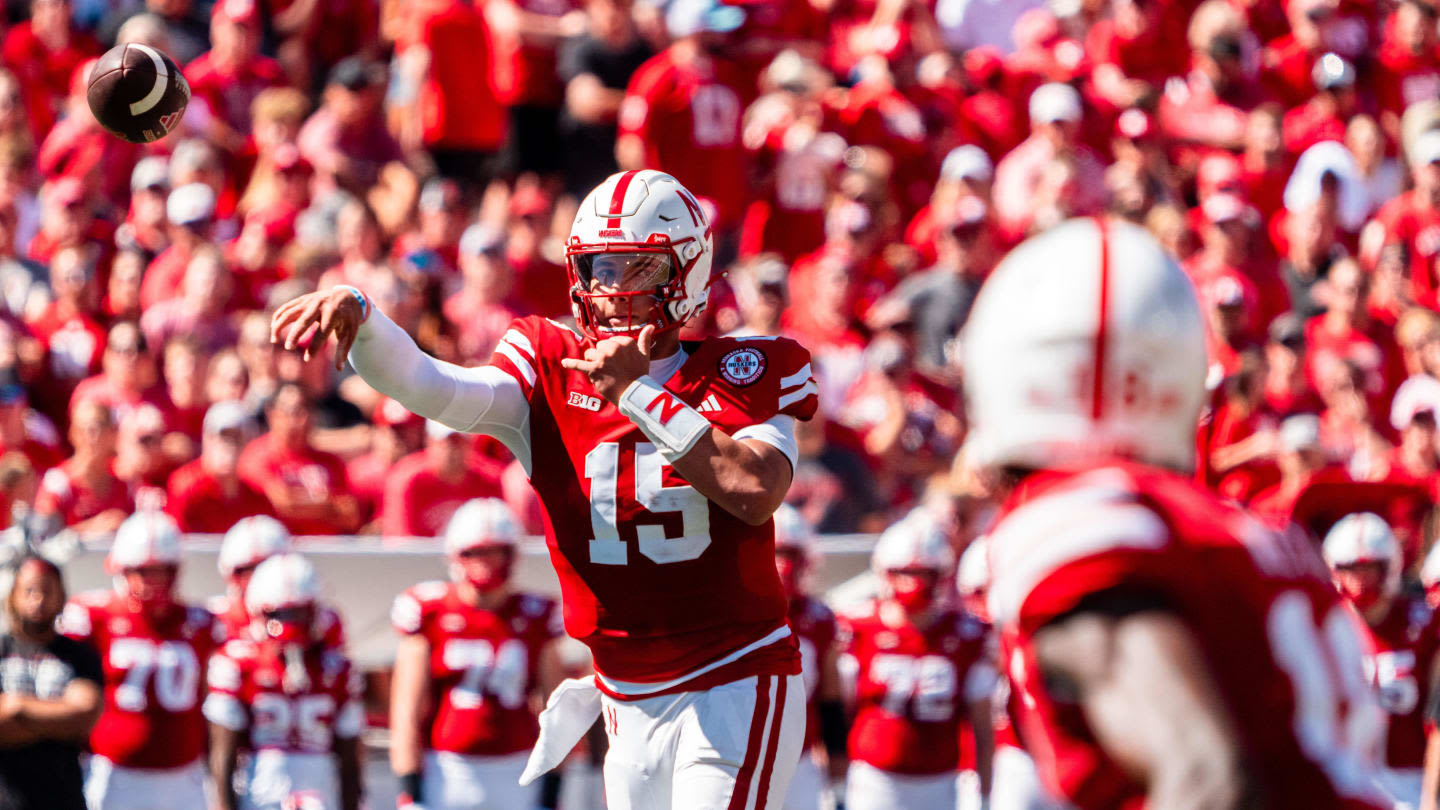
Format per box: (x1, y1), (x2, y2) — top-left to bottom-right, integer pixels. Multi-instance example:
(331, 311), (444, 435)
(773, 504), (818, 598)
(444, 498), (522, 590)
(246, 553), (321, 644)
(962, 218), (1208, 472)
(956, 536), (990, 621)
(566, 170), (715, 340)
(108, 511), (182, 603)
(218, 515), (292, 580)
(1323, 512), (1402, 610)
(872, 511), (954, 612)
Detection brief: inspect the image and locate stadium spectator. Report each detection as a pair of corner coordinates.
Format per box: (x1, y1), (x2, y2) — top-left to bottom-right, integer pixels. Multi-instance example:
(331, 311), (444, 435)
(1263, 313), (1323, 417)
(33, 400), (129, 535)
(0, 555), (102, 810)
(559, 0), (654, 196)
(139, 183), (216, 311)
(238, 382), (359, 535)
(503, 185), (569, 317)
(110, 404), (174, 514)
(0, 383), (60, 475)
(71, 322), (171, 431)
(36, 63), (142, 209)
(1, 0), (99, 140)
(182, 0), (283, 152)
(1303, 257), (1405, 411)
(1383, 376), (1440, 496)
(443, 223), (517, 362)
(101, 249), (144, 325)
(238, 87), (310, 216)
(380, 421), (506, 538)
(298, 57), (404, 197)
(992, 82), (1106, 238)
(25, 246), (104, 407)
(139, 250), (239, 354)
(347, 397), (425, 530)
(1159, 0), (1267, 152)
(166, 400), (273, 534)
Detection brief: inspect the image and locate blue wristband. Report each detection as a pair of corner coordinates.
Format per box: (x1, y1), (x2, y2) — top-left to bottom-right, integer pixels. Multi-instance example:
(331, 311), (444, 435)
(335, 284), (370, 322)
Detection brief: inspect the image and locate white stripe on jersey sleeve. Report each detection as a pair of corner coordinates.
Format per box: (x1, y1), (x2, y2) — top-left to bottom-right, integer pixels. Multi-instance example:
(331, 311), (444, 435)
(780, 363), (813, 390)
(496, 340), (538, 387)
(202, 692), (248, 731)
(987, 469), (1168, 626)
(777, 380), (818, 410)
(502, 329), (536, 360)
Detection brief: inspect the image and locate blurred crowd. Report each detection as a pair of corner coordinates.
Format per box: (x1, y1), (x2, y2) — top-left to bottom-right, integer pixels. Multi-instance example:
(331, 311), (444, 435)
(9, 0), (1440, 550)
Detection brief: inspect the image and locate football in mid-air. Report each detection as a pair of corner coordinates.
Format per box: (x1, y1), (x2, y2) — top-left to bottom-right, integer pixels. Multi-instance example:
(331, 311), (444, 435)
(86, 43), (190, 144)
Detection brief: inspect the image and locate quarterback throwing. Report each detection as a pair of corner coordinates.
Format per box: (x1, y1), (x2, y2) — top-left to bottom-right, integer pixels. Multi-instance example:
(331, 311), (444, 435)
(271, 170), (817, 810)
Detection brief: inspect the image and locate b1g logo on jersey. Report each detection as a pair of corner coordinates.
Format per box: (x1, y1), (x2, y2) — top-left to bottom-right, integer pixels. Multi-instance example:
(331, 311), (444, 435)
(719, 348), (766, 386)
(567, 392), (603, 411)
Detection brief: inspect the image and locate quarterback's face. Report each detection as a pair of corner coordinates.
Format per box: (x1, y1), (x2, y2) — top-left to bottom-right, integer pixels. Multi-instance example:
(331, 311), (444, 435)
(576, 251), (672, 331)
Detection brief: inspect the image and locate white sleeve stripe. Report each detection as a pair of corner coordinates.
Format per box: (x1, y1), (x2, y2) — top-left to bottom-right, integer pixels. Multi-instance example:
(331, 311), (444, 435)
(779, 364), (812, 389)
(202, 693), (248, 731)
(777, 380), (818, 410)
(501, 329), (536, 361)
(495, 341), (537, 387)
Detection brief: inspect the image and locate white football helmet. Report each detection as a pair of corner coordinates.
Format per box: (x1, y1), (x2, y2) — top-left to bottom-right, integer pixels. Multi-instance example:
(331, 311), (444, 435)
(1421, 541), (1440, 595)
(773, 503), (818, 560)
(566, 170), (715, 339)
(872, 510), (955, 574)
(246, 553), (321, 617)
(956, 536), (990, 599)
(1323, 512), (1402, 600)
(444, 498), (523, 557)
(962, 218), (1208, 472)
(108, 511), (183, 572)
(218, 515), (292, 578)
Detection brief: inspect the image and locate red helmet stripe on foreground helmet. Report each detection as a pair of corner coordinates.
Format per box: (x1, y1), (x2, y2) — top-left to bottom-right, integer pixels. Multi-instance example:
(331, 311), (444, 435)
(607, 170), (640, 228)
(1091, 216), (1111, 421)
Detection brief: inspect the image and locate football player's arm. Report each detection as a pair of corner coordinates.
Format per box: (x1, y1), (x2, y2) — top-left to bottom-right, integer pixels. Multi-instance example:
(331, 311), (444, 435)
(536, 638), (569, 710)
(818, 643), (849, 781)
(670, 430), (794, 526)
(389, 633), (431, 803)
(270, 289), (530, 454)
(1419, 650), (1440, 810)
(964, 669), (995, 800)
(5, 679), (102, 743)
(209, 723), (242, 810)
(1032, 605), (1254, 810)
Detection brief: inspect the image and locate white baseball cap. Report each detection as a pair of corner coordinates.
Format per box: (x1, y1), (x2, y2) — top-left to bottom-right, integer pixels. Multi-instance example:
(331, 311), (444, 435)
(1029, 82), (1083, 124)
(940, 145), (993, 183)
(167, 183), (216, 227)
(1279, 414), (1322, 452)
(1411, 129), (1440, 168)
(1391, 375), (1440, 431)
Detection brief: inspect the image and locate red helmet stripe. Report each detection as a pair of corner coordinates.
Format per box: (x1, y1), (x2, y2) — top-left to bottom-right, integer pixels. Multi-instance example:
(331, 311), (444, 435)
(607, 170), (640, 228)
(1092, 217), (1112, 421)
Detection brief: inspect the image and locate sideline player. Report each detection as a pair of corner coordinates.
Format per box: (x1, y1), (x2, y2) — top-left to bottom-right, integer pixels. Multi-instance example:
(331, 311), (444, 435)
(272, 169), (816, 808)
(205, 553), (364, 810)
(840, 513), (993, 810)
(963, 217), (1390, 808)
(773, 504), (847, 810)
(210, 515), (345, 648)
(1322, 513), (1440, 809)
(58, 511), (220, 810)
(388, 498), (565, 810)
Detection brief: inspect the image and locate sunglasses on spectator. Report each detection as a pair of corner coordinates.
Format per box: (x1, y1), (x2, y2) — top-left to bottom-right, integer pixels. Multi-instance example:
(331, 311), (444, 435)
(109, 343), (143, 356)
(136, 432), (163, 446)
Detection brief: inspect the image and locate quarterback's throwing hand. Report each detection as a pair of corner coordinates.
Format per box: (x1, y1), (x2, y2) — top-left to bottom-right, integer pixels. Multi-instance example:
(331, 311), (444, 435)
(561, 324), (656, 403)
(269, 288), (366, 371)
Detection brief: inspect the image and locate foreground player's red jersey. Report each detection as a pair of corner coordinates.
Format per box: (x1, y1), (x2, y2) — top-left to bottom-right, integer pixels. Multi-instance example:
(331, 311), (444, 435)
(789, 594), (838, 748)
(208, 594), (347, 650)
(842, 604), (991, 775)
(203, 638), (364, 753)
(391, 582), (560, 756)
(59, 591), (221, 769)
(1354, 595), (1440, 770)
(988, 462), (1390, 810)
(488, 317), (817, 685)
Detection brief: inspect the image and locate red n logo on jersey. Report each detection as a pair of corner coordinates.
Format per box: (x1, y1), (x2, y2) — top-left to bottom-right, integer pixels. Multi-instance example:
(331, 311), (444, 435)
(647, 391), (686, 423)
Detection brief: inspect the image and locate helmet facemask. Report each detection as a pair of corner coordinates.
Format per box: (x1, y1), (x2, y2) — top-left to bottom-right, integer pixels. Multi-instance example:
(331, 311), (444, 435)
(567, 241), (697, 340)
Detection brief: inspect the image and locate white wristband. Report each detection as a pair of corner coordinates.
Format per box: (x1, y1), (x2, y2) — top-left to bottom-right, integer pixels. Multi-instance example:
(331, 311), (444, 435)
(617, 375), (710, 463)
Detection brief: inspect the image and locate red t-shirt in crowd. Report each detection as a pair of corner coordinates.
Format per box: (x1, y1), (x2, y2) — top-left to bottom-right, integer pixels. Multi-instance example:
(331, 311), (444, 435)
(398, 0), (507, 151)
(1374, 35), (1440, 118)
(36, 114), (142, 208)
(70, 375), (175, 432)
(237, 433), (355, 536)
(619, 49), (752, 228)
(1304, 316), (1405, 410)
(490, 0), (577, 107)
(1, 22), (99, 137)
(1376, 190), (1440, 311)
(165, 458), (275, 534)
(380, 449), (506, 538)
(345, 450), (390, 527)
(35, 459), (134, 527)
(183, 51), (286, 132)
(26, 305), (105, 385)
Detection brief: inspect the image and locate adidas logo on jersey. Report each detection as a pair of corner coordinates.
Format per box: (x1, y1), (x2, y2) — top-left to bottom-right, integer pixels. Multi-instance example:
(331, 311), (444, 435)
(697, 394), (722, 413)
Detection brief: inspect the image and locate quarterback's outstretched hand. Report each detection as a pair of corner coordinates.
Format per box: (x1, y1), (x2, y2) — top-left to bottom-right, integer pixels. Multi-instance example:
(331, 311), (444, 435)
(270, 288), (366, 371)
(561, 324), (656, 403)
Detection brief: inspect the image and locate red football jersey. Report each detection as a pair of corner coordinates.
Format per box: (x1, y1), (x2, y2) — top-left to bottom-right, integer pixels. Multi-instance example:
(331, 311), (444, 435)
(789, 594), (838, 749)
(58, 591), (221, 769)
(203, 638), (364, 753)
(841, 604), (992, 776)
(988, 462), (1390, 810)
(487, 317), (817, 685)
(1354, 595), (1440, 770)
(391, 583), (560, 755)
(207, 595), (347, 651)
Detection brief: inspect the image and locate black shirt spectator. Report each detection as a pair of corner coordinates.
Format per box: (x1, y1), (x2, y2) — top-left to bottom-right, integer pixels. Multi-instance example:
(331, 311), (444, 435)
(558, 0), (653, 197)
(0, 556), (101, 810)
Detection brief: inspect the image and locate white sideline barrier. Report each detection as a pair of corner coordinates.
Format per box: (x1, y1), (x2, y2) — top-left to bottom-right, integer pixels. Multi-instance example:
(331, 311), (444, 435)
(58, 535), (881, 668)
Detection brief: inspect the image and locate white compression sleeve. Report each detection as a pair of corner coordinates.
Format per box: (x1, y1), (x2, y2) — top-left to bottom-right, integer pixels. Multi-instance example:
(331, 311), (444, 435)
(347, 306), (532, 470)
